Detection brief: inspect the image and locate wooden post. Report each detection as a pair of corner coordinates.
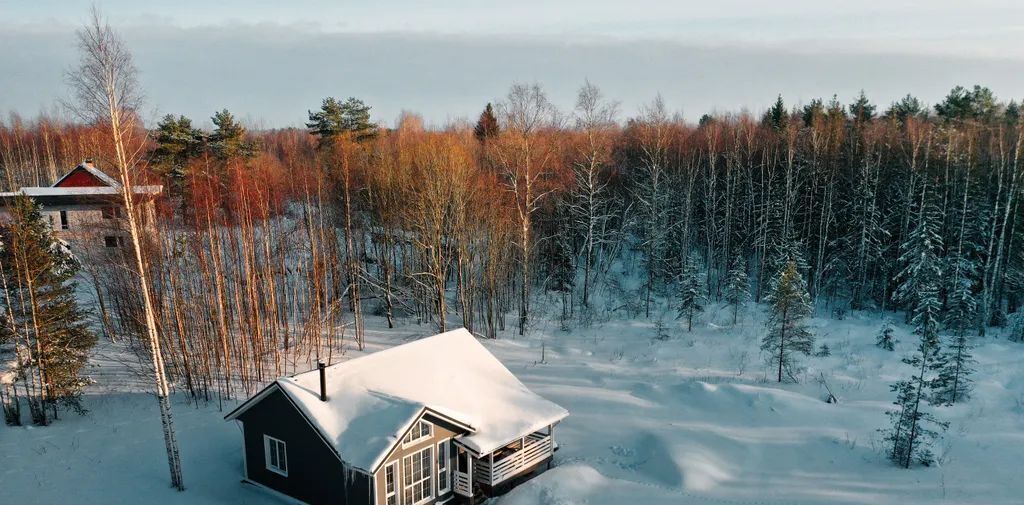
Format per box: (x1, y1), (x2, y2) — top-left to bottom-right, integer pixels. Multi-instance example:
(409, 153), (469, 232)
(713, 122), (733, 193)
(547, 424), (554, 469)
(467, 455), (473, 500)
(519, 436), (525, 468)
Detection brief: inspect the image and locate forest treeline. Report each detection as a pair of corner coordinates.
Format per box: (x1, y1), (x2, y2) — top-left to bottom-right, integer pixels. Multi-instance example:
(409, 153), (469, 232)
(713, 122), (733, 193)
(1, 82), (1022, 405)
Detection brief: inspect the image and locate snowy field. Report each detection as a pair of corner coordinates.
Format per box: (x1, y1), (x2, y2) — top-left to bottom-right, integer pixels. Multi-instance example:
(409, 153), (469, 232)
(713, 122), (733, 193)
(3, 303), (1024, 505)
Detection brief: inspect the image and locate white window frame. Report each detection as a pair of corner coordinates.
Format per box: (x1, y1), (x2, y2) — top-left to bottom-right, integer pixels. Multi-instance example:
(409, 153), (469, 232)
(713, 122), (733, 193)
(263, 434), (288, 477)
(436, 439), (450, 495)
(402, 445), (433, 505)
(383, 461), (398, 505)
(401, 419), (433, 448)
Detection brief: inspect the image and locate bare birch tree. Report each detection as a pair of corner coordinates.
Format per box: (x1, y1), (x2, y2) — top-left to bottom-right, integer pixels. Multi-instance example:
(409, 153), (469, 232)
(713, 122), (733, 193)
(570, 81), (618, 308)
(494, 84), (559, 335)
(65, 6), (184, 490)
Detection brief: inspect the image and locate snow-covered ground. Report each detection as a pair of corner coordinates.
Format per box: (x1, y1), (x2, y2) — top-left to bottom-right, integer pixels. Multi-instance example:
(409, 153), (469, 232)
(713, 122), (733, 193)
(3, 302), (1023, 505)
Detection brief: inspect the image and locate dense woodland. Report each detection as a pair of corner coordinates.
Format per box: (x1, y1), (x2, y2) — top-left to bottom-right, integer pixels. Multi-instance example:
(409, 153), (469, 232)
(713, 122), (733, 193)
(1, 83), (1022, 400)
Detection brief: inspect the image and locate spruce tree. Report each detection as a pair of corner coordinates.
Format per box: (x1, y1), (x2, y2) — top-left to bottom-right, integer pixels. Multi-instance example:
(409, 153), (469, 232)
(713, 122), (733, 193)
(933, 332), (975, 405)
(876, 320), (897, 351)
(883, 189), (949, 466)
(0, 196), (95, 422)
(677, 252), (705, 332)
(801, 98), (825, 127)
(883, 313), (948, 468)
(473, 102), (500, 142)
(724, 254), (749, 325)
(1005, 100), (1020, 125)
(884, 373), (947, 468)
(893, 192), (943, 326)
(815, 343), (831, 357)
(762, 94), (789, 132)
(765, 239), (809, 298)
(762, 261), (815, 382)
(936, 254), (977, 405)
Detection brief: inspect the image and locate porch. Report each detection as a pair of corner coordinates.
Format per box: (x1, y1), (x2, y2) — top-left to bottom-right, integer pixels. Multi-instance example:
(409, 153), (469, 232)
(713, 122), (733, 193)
(453, 428), (554, 497)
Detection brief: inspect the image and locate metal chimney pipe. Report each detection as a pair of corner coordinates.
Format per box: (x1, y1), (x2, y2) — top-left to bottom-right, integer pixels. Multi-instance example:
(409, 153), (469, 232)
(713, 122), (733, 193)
(318, 362), (327, 402)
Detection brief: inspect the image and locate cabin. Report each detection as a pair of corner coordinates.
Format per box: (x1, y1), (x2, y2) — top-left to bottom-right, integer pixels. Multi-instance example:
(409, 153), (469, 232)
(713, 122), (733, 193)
(225, 328), (569, 505)
(0, 160), (162, 252)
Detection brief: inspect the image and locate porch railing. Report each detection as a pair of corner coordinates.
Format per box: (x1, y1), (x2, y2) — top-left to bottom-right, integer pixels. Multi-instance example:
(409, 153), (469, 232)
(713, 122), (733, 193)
(474, 432), (552, 485)
(454, 471), (472, 496)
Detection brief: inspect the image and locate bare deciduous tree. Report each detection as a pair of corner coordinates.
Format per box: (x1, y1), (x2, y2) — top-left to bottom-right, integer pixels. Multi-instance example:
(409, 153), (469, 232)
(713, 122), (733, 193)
(64, 6), (184, 490)
(570, 81), (618, 308)
(494, 83), (560, 335)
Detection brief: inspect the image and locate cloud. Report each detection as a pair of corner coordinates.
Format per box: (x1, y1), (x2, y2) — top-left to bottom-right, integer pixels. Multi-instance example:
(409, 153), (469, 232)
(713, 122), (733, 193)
(1, 22), (1022, 128)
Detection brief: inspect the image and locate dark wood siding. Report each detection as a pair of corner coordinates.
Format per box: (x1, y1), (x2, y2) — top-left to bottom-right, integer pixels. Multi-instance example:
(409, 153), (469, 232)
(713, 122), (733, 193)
(237, 387), (372, 505)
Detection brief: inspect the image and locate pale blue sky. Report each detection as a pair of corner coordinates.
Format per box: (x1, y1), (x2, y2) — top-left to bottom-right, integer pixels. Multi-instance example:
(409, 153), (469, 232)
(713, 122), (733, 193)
(1, 1), (1022, 127)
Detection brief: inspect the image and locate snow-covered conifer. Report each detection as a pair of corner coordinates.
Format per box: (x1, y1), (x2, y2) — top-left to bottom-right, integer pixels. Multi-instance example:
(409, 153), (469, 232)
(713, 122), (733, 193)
(932, 332), (975, 405)
(724, 254), (750, 325)
(677, 252), (705, 332)
(883, 374), (948, 468)
(876, 320), (897, 351)
(0, 196), (95, 422)
(815, 343), (831, 357)
(762, 261), (815, 382)
(883, 190), (950, 466)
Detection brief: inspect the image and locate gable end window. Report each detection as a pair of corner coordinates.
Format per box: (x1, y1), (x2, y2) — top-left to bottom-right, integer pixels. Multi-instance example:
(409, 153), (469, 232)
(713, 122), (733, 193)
(263, 435), (288, 476)
(101, 206), (122, 219)
(402, 420), (433, 446)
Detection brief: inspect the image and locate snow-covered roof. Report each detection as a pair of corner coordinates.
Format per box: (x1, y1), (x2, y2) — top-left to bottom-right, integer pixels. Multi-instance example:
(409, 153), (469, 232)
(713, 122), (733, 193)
(0, 163), (162, 199)
(53, 163), (122, 188)
(228, 328), (569, 473)
(0, 186), (163, 198)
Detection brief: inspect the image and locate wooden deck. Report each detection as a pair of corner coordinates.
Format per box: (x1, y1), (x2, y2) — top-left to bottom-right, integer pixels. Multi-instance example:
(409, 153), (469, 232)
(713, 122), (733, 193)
(473, 432), (553, 486)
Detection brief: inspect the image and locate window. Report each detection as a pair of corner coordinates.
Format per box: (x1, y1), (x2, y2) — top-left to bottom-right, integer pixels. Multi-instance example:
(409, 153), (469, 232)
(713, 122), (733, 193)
(384, 462), (397, 505)
(437, 440), (450, 494)
(104, 236), (125, 248)
(59, 210), (69, 230)
(402, 446), (433, 505)
(101, 206), (122, 219)
(263, 435), (288, 476)
(402, 420), (433, 446)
